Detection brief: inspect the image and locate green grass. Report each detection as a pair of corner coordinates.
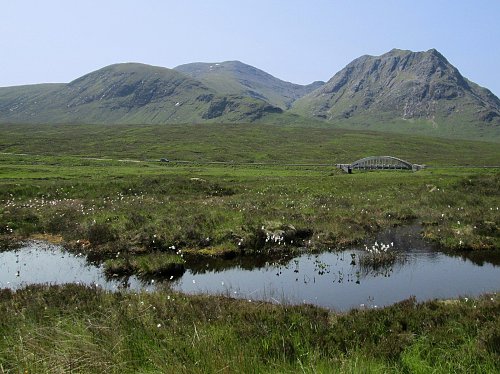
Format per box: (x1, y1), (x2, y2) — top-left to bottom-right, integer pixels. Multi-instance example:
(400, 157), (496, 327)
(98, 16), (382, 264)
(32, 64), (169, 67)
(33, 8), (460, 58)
(0, 147), (498, 264)
(0, 123), (499, 372)
(1, 123), (499, 165)
(0, 285), (497, 373)
(104, 252), (185, 277)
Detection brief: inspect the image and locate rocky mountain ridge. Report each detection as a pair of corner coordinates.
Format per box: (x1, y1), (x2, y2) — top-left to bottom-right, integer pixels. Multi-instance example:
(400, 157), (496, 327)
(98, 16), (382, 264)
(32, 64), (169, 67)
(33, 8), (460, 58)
(0, 63), (283, 124)
(0, 49), (499, 140)
(292, 49), (500, 127)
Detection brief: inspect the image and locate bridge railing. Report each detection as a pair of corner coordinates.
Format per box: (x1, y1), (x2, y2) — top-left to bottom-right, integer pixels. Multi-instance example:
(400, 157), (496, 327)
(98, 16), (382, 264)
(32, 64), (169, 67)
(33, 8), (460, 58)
(337, 156), (423, 173)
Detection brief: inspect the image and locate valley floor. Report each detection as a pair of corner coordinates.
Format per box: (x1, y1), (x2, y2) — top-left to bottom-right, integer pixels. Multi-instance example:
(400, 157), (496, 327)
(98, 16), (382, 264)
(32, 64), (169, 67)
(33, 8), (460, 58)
(0, 124), (499, 372)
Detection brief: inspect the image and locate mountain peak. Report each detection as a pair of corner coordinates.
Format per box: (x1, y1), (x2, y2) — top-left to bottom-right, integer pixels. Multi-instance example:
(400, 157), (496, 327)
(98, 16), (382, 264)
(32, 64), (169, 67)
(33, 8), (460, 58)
(175, 60), (324, 108)
(292, 48), (500, 130)
(1, 49), (498, 141)
(68, 62), (180, 86)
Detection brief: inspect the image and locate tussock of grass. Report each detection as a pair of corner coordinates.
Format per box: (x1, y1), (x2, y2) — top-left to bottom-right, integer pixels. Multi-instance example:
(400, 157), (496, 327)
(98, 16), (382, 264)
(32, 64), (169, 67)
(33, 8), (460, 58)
(104, 252), (185, 277)
(184, 243), (238, 259)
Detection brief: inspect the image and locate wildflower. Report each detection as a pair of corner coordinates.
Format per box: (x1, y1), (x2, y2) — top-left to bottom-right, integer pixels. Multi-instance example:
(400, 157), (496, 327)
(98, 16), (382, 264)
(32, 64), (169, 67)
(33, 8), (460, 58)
(157, 323), (162, 328)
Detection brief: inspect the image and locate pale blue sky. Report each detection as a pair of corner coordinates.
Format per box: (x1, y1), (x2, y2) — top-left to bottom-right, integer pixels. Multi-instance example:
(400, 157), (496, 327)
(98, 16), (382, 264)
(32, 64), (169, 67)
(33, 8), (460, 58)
(1, 0), (499, 96)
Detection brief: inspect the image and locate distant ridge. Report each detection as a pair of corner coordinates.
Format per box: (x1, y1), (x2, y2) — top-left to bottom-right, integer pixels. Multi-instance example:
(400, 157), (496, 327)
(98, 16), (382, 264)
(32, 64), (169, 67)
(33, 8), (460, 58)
(0, 63), (283, 124)
(175, 60), (324, 109)
(0, 49), (499, 141)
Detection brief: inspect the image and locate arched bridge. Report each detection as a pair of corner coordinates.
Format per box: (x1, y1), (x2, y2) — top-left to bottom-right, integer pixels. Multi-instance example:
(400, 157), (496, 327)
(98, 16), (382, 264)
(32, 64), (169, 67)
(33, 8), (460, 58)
(337, 156), (424, 173)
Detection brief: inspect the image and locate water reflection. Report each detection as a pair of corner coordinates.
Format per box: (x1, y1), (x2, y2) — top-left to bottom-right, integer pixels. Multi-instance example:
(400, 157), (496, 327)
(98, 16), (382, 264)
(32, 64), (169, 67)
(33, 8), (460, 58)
(173, 225), (499, 310)
(1, 230), (499, 311)
(174, 248), (499, 311)
(0, 241), (154, 292)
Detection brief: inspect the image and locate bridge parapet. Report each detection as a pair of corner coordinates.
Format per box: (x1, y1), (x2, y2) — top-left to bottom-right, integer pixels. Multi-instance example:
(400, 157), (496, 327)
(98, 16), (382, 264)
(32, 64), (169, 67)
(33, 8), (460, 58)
(337, 156), (423, 173)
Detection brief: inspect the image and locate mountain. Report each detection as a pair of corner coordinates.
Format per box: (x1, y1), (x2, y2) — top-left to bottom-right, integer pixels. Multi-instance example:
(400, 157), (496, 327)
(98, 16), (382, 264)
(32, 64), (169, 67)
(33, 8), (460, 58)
(292, 49), (500, 139)
(0, 63), (283, 124)
(174, 60), (324, 109)
(0, 51), (499, 141)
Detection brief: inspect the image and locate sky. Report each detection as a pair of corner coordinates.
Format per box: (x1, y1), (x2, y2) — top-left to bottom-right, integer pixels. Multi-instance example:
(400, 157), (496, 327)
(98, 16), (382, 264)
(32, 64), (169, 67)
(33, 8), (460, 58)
(1, 0), (500, 96)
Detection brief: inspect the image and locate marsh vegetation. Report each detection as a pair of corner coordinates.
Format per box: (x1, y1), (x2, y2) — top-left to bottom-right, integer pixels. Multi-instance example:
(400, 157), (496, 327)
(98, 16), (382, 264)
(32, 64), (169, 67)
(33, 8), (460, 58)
(0, 123), (499, 372)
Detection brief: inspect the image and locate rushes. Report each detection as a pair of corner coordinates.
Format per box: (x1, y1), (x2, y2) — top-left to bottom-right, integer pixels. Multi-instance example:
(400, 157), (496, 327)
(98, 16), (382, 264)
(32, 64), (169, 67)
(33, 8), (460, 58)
(359, 241), (400, 270)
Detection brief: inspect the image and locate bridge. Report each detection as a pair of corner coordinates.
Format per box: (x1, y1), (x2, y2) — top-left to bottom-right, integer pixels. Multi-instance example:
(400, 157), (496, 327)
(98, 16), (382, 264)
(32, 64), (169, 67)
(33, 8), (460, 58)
(336, 156), (424, 173)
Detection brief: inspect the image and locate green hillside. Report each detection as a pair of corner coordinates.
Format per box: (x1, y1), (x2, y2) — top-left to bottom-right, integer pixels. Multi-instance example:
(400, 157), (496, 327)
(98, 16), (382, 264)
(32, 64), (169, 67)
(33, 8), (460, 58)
(1, 123), (498, 166)
(175, 60), (323, 109)
(0, 63), (282, 124)
(0, 50), (499, 142)
(292, 49), (500, 141)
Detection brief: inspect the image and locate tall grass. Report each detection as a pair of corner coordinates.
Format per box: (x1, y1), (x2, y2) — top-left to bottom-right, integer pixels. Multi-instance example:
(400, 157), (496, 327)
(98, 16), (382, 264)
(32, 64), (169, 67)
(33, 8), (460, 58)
(0, 285), (497, 373)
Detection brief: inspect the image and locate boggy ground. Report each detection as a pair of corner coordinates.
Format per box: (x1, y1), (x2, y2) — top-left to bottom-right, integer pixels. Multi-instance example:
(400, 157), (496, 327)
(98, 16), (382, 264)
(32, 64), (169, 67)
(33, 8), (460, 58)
(0, 124), (499, 372)
(0, 152), (499, 276)
(0, 284), (498, 373)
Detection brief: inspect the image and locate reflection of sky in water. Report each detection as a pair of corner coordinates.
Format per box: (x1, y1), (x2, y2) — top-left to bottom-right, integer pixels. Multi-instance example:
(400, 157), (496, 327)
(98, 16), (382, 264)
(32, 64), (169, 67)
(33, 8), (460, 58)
(1, 239), (499, 311)
(0, 242), (154, 292)
(174, 250), (499, 311)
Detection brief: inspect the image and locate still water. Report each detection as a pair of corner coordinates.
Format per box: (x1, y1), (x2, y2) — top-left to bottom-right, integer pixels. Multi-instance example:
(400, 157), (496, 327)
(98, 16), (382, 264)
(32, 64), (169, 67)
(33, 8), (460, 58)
(0, 242), (155, 292)
(176, 249), (499, 311)
(1, 229), (499, 311)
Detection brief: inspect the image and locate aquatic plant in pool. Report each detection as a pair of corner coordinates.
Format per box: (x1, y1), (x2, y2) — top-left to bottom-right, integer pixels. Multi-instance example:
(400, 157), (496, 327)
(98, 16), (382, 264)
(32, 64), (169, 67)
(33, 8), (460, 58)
(358, 241), (403, 272)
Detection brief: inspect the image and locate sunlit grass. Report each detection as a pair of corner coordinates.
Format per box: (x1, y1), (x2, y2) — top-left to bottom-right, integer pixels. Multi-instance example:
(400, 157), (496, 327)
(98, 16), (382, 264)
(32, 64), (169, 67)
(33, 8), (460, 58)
(1, 155), (498, 265)
(0, 123), (499, 372)
(0, 285), (497, 373)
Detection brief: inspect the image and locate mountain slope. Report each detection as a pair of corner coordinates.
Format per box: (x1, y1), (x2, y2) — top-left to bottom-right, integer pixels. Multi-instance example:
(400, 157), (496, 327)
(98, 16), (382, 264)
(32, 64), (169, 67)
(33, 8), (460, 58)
(292, 49), (500, 138)
(0, 53), (499, 142)
(0, 63), (282, 124)
(174, 60), (324, 109)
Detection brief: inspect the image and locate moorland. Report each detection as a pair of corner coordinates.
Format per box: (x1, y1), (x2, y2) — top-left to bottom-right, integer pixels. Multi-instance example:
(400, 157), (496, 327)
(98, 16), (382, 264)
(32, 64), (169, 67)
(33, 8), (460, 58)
(0, 122), (499, 372)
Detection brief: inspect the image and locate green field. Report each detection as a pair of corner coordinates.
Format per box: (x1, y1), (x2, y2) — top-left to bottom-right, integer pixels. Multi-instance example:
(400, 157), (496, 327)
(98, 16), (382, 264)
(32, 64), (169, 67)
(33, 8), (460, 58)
(1, 123), (499, 164)
(1, 123), (499, 372)
(1, 123), (498, 257)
